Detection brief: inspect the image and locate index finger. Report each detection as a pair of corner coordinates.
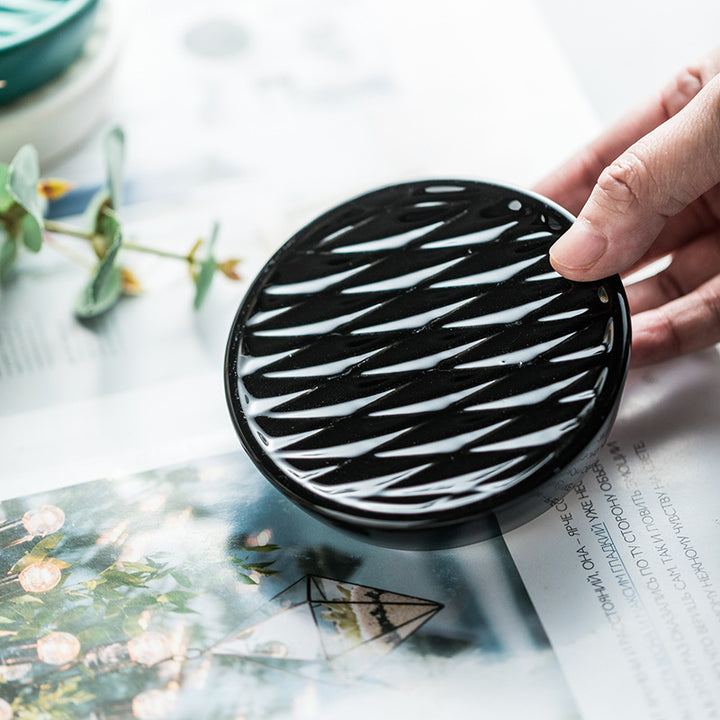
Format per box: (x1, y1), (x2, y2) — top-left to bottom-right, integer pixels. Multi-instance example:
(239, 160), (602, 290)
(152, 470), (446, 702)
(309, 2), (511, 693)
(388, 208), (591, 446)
(549, 74), (720, 282)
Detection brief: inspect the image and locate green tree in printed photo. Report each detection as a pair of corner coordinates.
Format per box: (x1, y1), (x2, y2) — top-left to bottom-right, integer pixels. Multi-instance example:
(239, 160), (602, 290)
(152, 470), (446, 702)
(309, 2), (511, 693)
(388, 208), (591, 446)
(0, 460), (282, 720)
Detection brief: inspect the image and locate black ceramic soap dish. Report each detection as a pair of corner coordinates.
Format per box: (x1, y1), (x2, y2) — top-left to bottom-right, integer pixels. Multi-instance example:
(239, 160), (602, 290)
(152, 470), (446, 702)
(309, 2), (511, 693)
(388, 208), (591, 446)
(225, 180), (631, 549)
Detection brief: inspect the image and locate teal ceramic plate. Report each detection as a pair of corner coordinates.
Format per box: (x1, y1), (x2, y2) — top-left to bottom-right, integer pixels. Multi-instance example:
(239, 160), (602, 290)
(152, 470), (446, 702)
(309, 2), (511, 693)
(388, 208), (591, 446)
(0, 0), (100, 105)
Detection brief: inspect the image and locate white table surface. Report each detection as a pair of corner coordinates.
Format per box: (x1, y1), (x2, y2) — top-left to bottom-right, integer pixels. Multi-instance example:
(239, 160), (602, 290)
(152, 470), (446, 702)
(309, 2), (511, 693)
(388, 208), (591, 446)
(537, 0), (720, 124)
(2, 4), (720, 719)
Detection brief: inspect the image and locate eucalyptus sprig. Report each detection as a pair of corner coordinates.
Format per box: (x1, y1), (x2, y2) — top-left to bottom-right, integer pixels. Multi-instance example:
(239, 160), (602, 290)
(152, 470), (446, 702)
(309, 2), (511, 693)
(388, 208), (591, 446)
(0, 126), (242, 319)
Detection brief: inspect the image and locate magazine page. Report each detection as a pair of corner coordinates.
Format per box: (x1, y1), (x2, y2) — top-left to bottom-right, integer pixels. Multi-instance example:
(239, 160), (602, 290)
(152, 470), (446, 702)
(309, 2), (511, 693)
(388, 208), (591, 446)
(504, 351), (720, 719)
(0, 194), (274, 490)
(0, 451), (579, 720)
(0, 189), (281, 418)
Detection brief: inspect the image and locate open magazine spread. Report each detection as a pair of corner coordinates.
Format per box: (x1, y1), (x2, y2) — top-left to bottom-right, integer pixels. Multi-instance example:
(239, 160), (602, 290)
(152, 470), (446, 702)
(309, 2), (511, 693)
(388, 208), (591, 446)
(0, 352), (719, 719)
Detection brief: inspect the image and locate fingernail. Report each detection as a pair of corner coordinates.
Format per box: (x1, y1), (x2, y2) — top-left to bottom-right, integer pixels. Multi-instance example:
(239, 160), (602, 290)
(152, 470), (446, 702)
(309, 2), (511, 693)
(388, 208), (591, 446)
(549, 219), (607, 272)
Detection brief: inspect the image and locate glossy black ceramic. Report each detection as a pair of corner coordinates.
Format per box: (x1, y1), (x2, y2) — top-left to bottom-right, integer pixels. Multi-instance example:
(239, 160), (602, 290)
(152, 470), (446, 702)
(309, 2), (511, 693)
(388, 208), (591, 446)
(225, 180), (631, 548)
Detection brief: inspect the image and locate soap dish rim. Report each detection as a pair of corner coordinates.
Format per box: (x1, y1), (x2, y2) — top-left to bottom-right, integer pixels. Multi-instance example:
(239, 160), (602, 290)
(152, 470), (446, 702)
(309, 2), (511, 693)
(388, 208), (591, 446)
(224, 178), (632, 540)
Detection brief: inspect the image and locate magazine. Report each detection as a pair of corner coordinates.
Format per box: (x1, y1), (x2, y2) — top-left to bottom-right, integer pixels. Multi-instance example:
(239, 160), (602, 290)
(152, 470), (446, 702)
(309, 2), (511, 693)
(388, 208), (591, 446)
(505, 351), (720, 720)
(0, 451), (577, 720)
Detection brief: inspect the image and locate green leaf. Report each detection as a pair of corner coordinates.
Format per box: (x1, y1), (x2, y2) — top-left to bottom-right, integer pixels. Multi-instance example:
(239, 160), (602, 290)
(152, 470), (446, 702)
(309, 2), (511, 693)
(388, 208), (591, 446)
(104, 126), (125, 209)
(83, 188), (111, 235)
(18, 205), (43, 252)
(0, 164), (13, 213)
(56, 605), (90, 627)
(11, 553), (42, 574)
(122, 616), (142, 636)
(169, 569), (193, 588)
(236, 573), (259, 585)
(193, 221), (219, 310)
(93, 581), (122, 600)
(101, 569), (147, 587)
(247, 560), (276, 569)
(92, 214), (120, 280)
(31, 533), (64, 554)
(75, 267), (121, 319)
(82, 189), (119, 259)
(123, 595), (154, 610)
(0, 233), (18, 283)
(68, 690), (96, 705)
(74, 222), (123, 319)
(77, 625), (116, 648)
(7, 145), (43, 252)
(118, 561), (157, 574)
(11, 594), (44, 604)
(171, 605), (198, 615)
(162, 589), (196, 604)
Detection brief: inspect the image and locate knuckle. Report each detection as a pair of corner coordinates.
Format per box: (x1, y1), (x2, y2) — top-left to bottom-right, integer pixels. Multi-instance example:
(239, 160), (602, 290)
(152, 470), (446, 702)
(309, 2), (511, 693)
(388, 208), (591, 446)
(698, 50), (720, 86)
(677, 65), (704, 95)
(656, 268), (685, 304)
(597, 144), (687, 219)
(596, 150), (648, 213)
(653, 305), (684, 357)
(697, 282), (720, 333)
(660, 65), (704, 118)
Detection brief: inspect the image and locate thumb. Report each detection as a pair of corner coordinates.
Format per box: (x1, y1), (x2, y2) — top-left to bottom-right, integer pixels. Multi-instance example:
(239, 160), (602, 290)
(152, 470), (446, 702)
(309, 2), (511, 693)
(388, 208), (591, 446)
(549, 73), (720, 281)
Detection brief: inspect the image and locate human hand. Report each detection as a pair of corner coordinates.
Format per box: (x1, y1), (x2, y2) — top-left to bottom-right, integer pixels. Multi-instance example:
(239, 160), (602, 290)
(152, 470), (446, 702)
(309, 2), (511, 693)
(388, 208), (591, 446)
(534, 48), (720, 367)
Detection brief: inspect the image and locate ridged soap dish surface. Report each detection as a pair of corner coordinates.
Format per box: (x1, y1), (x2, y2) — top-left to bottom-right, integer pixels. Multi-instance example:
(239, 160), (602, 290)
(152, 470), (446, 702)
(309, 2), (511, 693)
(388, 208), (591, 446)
(0, 0), (100, 105)
(225, 180), (631, 548)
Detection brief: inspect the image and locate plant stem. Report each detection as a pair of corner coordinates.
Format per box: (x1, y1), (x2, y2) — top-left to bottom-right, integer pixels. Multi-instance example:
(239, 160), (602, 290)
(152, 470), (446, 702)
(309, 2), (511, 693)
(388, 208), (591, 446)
(44, 236), (95, 269)
(44, 220), (195, 264)
(43, 220), (94, 240)
(121, 241), (193, 263)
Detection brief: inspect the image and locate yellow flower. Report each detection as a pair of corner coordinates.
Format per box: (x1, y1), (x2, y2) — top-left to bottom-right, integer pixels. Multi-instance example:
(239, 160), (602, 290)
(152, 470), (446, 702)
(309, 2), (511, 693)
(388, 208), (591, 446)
(120, 267), (143, 295)
(217, 258), (242, 281)
(37, 178), (74, 201)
